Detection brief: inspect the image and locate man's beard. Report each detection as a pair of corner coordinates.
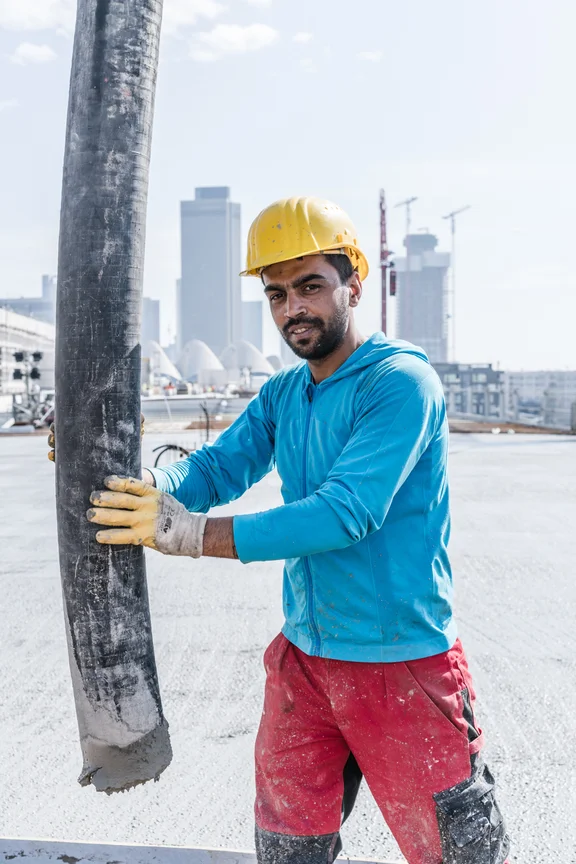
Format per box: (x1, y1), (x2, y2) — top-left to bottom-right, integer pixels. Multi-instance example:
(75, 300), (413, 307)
(281, 304), (349, 361)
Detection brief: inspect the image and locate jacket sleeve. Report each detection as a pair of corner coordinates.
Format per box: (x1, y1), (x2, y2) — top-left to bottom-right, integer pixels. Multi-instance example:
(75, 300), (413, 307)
(233, 368), (445, 563)
(148, 386), (275, 513)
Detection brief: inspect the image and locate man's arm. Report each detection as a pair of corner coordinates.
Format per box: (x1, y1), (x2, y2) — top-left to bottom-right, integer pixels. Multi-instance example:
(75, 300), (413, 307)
(203, 517), (238, 559)
(147, 386), (275, 513)
(88, 364), (444, 564)
(233, 364), (446, 563)
(87, 386), (276, 559)
(86, 476), (238, 560)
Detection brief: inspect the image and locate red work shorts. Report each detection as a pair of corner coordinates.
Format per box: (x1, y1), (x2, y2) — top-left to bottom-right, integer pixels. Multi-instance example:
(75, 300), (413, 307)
(255, 634), (509, 864)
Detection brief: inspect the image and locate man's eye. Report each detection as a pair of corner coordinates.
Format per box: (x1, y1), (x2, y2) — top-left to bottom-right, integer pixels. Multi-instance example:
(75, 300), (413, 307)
(269, 293), (284, 303)
(302, 285), (320, 293)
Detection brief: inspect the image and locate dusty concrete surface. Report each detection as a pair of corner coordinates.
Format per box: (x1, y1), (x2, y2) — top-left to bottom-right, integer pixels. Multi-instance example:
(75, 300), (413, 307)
(0, 839), (393, 863)
(0, 433), (575, 862)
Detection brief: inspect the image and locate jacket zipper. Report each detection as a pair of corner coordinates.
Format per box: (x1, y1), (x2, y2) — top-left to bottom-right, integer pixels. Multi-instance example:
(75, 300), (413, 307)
(302, 384), (321, 655)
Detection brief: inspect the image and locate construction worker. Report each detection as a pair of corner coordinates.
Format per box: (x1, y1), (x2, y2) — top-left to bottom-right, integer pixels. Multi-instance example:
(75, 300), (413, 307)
(55, 197), (510, 863)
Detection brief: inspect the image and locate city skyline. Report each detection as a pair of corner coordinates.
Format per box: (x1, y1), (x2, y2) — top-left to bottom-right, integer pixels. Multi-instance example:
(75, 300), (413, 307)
(0, 1), (574, 369)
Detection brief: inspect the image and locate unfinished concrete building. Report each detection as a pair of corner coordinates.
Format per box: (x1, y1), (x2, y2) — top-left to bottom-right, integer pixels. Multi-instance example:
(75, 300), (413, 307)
(395, 233), (450, 363)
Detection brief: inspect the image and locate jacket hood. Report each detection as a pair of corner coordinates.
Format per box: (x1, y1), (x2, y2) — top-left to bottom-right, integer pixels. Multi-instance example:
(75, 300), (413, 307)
(305, 332), (431, 386)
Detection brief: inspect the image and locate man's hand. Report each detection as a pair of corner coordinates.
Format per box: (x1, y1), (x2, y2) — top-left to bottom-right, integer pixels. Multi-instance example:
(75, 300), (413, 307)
(48, 422), (55, 462)
(48, 414), (146, 463)
(87, 475), (207, 557)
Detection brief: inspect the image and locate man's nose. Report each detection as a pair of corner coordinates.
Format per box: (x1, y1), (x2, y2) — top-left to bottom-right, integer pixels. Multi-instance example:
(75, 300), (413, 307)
(284, 292), (307, 319)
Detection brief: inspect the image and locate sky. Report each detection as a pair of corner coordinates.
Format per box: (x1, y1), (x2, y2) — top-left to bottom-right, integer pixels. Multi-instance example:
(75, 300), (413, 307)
(0, 0), (575, 368)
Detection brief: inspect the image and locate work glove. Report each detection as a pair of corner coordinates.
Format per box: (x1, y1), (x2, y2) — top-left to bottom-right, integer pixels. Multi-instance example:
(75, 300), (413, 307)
(48, 414), (146, 462)
(87, 475), (207, 557)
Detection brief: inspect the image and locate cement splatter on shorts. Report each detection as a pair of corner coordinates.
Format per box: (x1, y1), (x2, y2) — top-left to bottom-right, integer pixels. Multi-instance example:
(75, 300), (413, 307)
(255, 634), (510, 864)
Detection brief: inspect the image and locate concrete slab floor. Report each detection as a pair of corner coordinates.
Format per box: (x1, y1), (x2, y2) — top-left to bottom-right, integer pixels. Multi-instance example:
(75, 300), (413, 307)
(0, 839), (396, 863)
(0, 433), (575, 863)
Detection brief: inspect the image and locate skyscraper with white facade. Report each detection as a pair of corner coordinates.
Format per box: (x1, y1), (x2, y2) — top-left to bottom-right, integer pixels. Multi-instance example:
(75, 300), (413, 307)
(142, 297), (160, 346)
(178, 187), (242, 357)
(241, 300), (263, 353)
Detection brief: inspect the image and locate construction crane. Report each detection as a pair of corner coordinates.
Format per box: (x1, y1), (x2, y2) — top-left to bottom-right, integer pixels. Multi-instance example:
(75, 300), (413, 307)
(379, 190), (396, 334)
(380, 189), (396, 333)
(396, 196), (418, 237)
(443, 205), (471, 362)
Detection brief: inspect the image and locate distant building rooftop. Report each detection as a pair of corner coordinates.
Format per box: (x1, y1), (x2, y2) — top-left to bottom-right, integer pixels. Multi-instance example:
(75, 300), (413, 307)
(195, 187), (230, 200)
(404, 233), (438, 254)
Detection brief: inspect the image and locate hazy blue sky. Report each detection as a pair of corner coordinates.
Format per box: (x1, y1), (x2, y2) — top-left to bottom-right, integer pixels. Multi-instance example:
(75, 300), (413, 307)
(0, 0), (574, 367)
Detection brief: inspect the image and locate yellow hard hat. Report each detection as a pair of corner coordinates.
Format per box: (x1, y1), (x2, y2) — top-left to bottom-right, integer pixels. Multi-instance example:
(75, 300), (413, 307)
(241, 196), (369, 280)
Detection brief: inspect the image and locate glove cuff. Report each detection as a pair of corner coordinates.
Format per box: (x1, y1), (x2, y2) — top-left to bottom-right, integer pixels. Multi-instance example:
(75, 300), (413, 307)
(156, 496), (208, 558)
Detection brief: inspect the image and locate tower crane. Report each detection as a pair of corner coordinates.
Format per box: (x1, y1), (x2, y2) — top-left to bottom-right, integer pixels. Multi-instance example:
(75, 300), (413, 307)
(380, 190), (396, 334)
(443, 205), (471, 362)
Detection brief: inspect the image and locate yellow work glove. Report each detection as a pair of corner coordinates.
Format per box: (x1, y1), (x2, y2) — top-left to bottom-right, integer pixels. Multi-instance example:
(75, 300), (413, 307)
(48, 414), (146, 462)
(47, 423), (55, 462)
(87, 475), (207, 557)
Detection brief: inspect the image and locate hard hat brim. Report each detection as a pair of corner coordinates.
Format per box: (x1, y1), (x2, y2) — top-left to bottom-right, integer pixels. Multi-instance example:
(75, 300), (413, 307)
(240, 246), (369, 281)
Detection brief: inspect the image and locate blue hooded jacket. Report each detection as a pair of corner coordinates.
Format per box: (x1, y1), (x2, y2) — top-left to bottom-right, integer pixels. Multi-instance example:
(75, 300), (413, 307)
(151, 333), (457, 663)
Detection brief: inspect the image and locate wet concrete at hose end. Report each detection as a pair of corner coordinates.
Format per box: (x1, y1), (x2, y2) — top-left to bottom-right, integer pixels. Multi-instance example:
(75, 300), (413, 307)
(0, 433), (574, 862)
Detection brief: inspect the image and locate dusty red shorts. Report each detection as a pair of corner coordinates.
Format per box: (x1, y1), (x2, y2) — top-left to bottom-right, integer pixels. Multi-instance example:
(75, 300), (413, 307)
(255, 634), (508, 864)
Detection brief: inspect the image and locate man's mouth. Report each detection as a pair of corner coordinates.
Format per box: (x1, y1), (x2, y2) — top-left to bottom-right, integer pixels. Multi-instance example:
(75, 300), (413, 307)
(288, 324), (318, 338)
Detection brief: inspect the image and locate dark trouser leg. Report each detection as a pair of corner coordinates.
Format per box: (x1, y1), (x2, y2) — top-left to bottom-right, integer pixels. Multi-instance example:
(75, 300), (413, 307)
(341, 752), (363, 825)
(254, 742), (364, 863)
(434, 754), (510, 864)
(255, 826), (340, 864)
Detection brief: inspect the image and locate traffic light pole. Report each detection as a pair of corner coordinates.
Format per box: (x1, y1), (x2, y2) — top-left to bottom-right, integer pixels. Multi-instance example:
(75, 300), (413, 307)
(55, 0), (169, 793)
(12, 350), (43, 405)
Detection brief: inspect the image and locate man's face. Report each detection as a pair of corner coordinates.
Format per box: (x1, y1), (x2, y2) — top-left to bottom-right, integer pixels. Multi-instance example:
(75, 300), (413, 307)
(262, 255), (361, 361)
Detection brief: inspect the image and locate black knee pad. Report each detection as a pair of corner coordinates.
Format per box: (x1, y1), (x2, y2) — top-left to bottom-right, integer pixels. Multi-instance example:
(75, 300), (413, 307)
(255, 825), (341, 864)
(433, 758), (510, 863)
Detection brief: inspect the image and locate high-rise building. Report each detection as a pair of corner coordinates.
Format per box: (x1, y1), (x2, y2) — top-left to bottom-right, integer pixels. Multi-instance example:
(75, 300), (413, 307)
(142, 297), (160, 345)
(178, 187), (242, 357)
(395, 234), (450, 363)
(242, 300), (263, 352)
(42, 275), (57, 305)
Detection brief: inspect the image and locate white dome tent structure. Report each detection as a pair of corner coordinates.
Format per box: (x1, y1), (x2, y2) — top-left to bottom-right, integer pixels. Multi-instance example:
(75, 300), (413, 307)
(179, 340), (227, 388)
(142, 340), (182, 385)
(220, 341), (275, 387)
(266, 354), (284, 372)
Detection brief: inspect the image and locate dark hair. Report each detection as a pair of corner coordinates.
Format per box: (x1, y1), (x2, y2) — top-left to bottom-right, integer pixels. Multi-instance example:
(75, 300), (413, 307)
(322, 253), (355, 284)
(260, 253), (356, 284)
